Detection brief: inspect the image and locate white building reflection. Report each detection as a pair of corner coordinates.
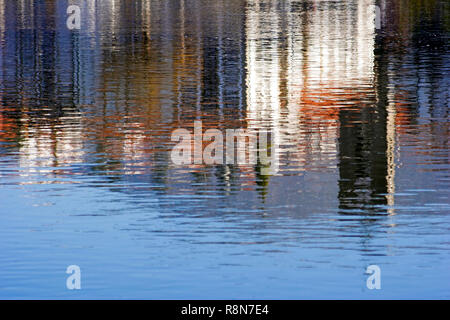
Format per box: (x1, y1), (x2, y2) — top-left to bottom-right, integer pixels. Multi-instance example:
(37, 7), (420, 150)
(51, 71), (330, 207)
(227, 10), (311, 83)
(246, 0), (380, 173)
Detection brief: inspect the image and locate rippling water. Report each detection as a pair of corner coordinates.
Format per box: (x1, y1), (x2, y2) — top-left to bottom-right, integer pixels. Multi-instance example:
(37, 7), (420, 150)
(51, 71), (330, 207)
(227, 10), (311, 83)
(0, 0), (449, 299)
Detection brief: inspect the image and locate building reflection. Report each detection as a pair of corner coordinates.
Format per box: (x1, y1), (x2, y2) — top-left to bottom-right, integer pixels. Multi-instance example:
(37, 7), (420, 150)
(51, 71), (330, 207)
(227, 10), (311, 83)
(0, 0), (447, 212)
(244, 0), (395, 211)
(245, 0), (378, 172)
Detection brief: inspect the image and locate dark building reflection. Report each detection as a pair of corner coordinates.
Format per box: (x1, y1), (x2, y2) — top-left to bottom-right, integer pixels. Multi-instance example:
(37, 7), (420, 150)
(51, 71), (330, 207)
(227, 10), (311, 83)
(336, 0), (390, 215)
(337, 61), (391, 215)
(337, 0), (449, 216)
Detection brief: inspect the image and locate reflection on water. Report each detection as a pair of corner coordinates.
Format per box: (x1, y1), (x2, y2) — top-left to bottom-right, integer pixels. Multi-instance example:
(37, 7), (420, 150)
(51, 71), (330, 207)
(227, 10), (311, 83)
(0, 0), (449, 298)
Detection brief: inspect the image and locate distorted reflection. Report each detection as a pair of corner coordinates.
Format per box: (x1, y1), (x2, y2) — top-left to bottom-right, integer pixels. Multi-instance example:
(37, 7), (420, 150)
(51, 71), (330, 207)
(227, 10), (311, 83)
(1, 0), (448, 208)
(0, 0), (449, 298)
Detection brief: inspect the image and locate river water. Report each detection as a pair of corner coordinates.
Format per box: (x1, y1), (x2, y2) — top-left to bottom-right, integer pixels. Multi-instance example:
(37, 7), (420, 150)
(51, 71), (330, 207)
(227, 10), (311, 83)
(0, 0), (449, 299)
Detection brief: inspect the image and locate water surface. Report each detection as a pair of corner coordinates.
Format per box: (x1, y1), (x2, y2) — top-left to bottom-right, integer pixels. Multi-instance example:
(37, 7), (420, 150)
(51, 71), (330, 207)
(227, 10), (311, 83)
(0, 0), (449, 299)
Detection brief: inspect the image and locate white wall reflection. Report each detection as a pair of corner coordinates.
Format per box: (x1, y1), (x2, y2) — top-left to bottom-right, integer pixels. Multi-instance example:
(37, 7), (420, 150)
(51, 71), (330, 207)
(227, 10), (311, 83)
(245, 0), (378, 173)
